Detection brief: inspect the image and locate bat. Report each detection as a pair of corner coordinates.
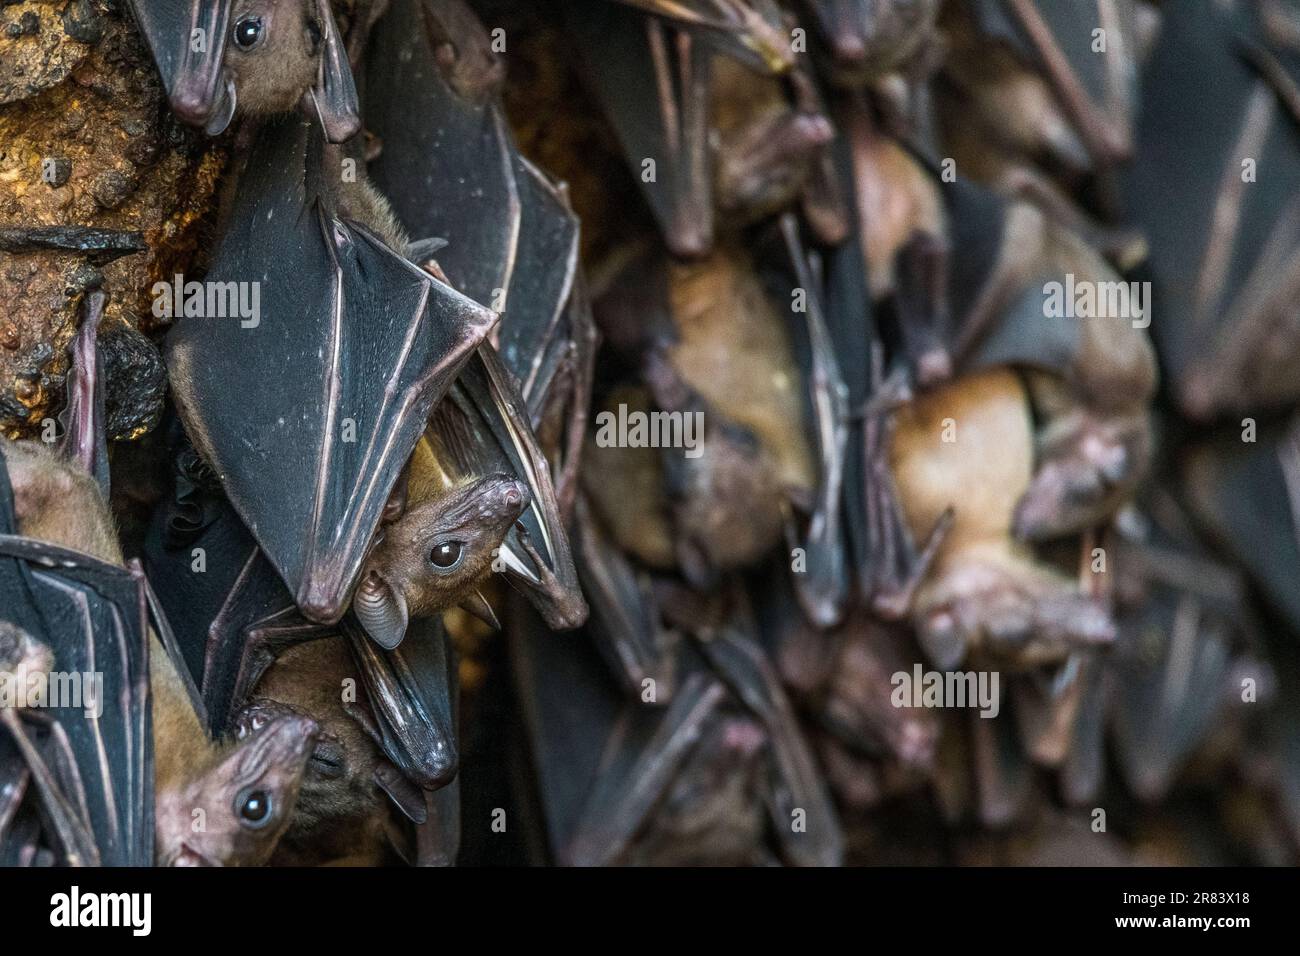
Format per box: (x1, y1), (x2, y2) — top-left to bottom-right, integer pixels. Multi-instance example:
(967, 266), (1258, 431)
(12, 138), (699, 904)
(962, 0), (1141, 169)
(1106, 505), (1257, 802)
(604, 0), (794, 74)
(798, 0), (941, 84)
(141, 433), (464, 792)
(1, 300), (322, 867)
(126, 0), (361, 141)
(769, 213), (851, 629)
(1124, 0), (1300, 421)
(363, 0), (590, 630)
(165, 113), (498, 631)
(563, 0), (716, 257)
(510, 587), (843, 866)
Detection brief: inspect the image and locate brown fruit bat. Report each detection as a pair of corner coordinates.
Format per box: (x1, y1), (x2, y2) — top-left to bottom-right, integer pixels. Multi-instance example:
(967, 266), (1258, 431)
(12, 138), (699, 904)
(889, 367), (1114, 670)
(126, 0), (360, 141)
(563, 0), (839, 257)
(0, 300), (318, 866)
(352, 435), (530, 650)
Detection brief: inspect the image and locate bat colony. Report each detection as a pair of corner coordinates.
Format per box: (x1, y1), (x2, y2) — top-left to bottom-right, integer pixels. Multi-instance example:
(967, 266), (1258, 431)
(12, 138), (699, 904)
(0, 0), (1297, 867)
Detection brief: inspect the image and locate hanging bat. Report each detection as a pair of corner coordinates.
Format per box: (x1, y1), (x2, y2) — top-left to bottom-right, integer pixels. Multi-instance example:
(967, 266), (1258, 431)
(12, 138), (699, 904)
(165, 114), (498, 632)
(141, 428), (465, 796)
(839, 95), (1156, 543)
(890, 367), (1114, 671)
(563, 0), (835, 257)
(1105, 497), (1265, 802)
(363, 0), (590, 631)
(952, 0), (1141, 173)
(246, 632), (459, 866)
(797, 0), (941, 85)
(0, 299), (318, 867)
(1124, 0), (1300, 421)
(510, 587), (843, 867)
(126, 0), (361, 141)
(604, 0), (794, 74)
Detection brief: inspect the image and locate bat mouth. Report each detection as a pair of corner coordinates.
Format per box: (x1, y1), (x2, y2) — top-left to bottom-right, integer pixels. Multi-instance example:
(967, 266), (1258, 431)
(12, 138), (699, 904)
(168, 841), (220, 868)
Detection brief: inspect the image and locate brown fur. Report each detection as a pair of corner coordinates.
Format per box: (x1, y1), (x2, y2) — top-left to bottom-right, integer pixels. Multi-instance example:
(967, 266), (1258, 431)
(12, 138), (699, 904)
(1, 438), (316, 865)
(253, 638), (404, 866)
(226, 0), (327, 119)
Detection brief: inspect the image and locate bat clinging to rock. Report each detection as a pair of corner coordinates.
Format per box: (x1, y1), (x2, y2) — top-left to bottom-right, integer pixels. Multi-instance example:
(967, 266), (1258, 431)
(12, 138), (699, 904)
(2, 310), (319, 867)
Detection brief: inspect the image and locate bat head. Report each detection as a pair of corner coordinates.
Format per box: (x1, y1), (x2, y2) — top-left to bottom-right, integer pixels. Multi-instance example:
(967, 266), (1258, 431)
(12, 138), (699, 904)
(352, 474), (529, 649)
(804, 0), (939, 80)
(156, 705), (318, 866)
(221, 0), (360, 140)
(131, 0), (360, 141)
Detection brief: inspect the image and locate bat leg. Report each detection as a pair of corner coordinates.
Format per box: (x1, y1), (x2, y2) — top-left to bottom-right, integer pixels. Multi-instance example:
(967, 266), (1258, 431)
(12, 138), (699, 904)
(861, 379), (952, 620)
(892, 233), (952, 389)
(1012, 405), (1150, 542)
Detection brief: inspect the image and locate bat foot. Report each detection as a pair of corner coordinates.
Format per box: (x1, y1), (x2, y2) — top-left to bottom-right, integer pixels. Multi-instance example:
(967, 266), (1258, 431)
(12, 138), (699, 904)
(1014, 413), (1149, 541)
(913, 548), (1115, 669)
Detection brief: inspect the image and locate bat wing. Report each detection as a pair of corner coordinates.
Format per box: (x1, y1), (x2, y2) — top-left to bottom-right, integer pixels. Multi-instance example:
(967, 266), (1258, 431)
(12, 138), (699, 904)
(166, 117), (497, 626)
(0, 459), (153, 866)
(572, 492), (679, 696)
(343, 616), (458, 790)
(975, 0), (1138, 165)
(695, 625), (844, 866)
(564, 671), (726, 866)
(126, 0), (232, 130)
(1124, 0), (1300, 418)
(607, 0), (793, 73)
(364, 0), (520, 308)
(773, 214), (851, 629)
(428, 346), (587, 630)
(564, 0), (715, 257)
(497, 156), (581, 399)
(507, 604), (628, 859)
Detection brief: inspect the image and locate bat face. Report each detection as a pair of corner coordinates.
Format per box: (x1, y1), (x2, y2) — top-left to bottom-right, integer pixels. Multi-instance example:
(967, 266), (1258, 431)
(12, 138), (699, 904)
(156, 706), (319, 866)
(353, 474), (529, 650)
(222, 0), (325, 118)
(127, 0), (359, 141)
(802, 0), (940, 82)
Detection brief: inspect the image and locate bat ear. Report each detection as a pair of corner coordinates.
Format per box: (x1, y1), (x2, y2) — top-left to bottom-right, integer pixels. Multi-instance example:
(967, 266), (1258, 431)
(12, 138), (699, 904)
(308, 0), (361, 143)
(352, 572), (410, 650)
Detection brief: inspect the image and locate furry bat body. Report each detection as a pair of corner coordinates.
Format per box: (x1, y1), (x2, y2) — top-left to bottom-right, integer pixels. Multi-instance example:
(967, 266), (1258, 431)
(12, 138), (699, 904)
(0, 304), (318, 866)
(165, 113), (498, 631)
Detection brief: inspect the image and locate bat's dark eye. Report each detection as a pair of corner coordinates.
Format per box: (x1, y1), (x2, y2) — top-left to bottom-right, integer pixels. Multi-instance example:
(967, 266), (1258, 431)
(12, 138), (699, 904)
(233, 17), (265, 50)
(237, 790), (272, 827)
(429, 541), (464, 570)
